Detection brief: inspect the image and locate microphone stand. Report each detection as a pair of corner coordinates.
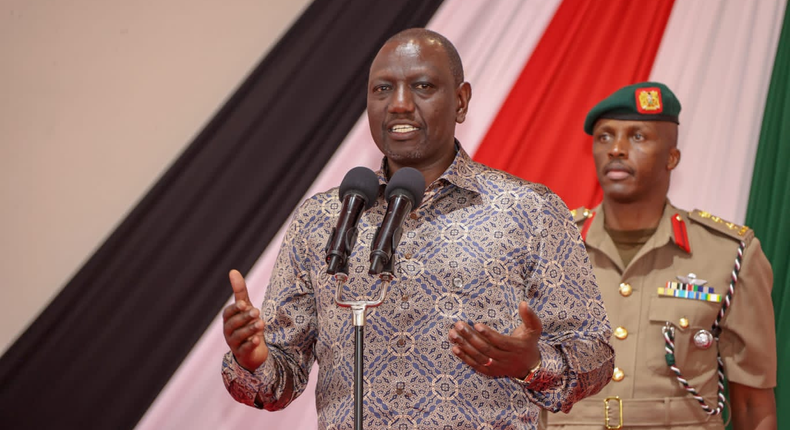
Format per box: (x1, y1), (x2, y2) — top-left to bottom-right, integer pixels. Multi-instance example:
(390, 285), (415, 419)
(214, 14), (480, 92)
(333, 264), (393, 430)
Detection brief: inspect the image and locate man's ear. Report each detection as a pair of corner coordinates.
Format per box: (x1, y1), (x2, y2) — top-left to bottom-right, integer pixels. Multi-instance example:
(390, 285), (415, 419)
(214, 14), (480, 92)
(456, 82), (472, 123)
(667, 147), (681, 171)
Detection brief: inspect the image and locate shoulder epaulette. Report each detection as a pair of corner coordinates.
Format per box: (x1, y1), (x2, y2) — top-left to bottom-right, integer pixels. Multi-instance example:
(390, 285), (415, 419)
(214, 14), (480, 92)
(688, 209), (754, 243)
(570, 207), (594, 224)
(570, 207), (596, 242)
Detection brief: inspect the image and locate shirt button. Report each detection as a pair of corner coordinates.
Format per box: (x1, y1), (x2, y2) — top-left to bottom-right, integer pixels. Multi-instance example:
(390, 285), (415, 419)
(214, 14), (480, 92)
(612, 367), (625, 382)
(397, 339), (406, 347)
(679, 317), (690, 329)
(409, 213), (419, 220)
(404, 253), (412, 259)
(614, 327), (628, 340)
(396, 388), (404, 395)
(401, 294), (409, 301)
(619, 283), (633, 297)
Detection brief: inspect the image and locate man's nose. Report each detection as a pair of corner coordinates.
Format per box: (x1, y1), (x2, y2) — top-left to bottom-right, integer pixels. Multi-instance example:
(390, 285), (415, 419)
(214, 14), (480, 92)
(388, 86), (414, 113)
(608, 136), (628, 158)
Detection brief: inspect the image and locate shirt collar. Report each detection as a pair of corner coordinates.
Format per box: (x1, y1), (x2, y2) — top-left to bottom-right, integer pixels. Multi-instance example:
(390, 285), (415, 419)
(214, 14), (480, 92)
(376, 139), (484, 196)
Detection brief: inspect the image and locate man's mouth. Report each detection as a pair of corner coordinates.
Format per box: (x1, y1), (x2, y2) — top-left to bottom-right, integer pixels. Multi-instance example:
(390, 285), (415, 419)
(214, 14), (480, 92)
(389, 124), (420, 133)
(606, 170), (631, 180)
(604, 163), (633, 181)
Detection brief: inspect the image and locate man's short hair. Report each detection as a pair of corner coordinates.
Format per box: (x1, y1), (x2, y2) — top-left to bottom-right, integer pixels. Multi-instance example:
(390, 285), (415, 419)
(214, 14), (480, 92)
(386, 28), (464, 87)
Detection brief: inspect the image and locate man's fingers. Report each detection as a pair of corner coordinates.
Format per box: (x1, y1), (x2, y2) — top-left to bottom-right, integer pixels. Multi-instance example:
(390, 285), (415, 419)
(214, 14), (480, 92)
(223, 306), (260, 336)
(451, 322), (500, 360)
(473, 321), (511, 348)
(226, 316), (264, 348)
(229, 269), (251, 304)
(452, 344), (492, 371)
(518, 301), (543, 333)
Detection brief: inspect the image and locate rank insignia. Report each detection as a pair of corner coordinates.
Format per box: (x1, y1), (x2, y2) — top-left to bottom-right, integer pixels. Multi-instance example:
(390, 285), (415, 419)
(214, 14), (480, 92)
(635, 87), (663, 114)
(676, 273), (707, 286)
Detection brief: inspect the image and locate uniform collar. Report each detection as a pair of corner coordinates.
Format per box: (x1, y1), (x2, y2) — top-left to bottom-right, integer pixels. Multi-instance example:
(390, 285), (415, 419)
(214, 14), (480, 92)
(585, 200), (689, 271)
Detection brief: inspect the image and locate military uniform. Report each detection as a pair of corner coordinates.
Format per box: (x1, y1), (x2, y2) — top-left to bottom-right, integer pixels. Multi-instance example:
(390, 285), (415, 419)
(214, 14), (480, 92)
(546, 202), (776, 429)
(547, 81), (776, 429)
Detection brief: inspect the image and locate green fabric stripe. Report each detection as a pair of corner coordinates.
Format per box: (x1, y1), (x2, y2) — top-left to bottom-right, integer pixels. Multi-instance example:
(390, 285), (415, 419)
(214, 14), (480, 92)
(745, 3), (790, 428)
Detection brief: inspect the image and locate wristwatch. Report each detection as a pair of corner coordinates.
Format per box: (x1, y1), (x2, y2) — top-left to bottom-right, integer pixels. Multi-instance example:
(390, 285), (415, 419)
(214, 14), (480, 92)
(514, 356), (542, 384)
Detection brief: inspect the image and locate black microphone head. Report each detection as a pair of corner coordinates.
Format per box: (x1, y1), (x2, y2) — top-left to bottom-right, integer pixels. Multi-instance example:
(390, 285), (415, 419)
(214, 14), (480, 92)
(338, 166), (379, 209)
(385, 167), (426, 208)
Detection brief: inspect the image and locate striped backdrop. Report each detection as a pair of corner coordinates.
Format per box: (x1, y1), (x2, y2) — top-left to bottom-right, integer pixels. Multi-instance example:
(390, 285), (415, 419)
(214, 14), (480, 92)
(138, 0), (789, 428)
(12, 0), (790, 429)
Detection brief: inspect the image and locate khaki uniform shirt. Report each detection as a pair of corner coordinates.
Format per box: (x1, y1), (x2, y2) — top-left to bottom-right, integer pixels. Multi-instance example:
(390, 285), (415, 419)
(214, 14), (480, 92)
(547, 201), (776, 430)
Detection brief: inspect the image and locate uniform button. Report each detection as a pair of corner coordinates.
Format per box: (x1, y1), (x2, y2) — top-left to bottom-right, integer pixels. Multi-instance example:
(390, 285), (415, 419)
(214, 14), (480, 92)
(619, 283), (633, 297)
(612, 367), (625, 382)
(404, 253), (412, 259)
(614, 327), (628, 340)
(679, 317), (690, 329)
(409, 213), (419, 220)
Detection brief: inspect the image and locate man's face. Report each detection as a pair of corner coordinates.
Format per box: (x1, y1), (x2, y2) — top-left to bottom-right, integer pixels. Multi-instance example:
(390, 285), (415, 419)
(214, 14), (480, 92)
(367, 37), (469, 173)
(592, 119), (680, 203)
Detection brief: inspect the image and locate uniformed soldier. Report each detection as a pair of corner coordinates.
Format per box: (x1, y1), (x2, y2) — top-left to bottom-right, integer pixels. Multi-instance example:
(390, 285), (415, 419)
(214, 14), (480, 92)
(546, 82), (777, 430)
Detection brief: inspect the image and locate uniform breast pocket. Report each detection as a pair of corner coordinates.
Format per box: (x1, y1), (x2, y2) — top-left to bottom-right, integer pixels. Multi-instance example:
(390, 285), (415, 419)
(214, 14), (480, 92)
(646, 296), (720, 379)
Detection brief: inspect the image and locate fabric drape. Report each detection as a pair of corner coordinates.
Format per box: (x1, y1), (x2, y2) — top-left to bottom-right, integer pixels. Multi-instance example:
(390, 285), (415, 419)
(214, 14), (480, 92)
(656, 0), (786, 223)
(473, 0), (676, 210)
(1, 0), (786, 429)
(745, 3), (790, 425)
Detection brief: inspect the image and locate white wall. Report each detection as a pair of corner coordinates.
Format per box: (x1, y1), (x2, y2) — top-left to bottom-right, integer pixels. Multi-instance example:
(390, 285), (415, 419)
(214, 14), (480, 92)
(0, 0), (312, 354)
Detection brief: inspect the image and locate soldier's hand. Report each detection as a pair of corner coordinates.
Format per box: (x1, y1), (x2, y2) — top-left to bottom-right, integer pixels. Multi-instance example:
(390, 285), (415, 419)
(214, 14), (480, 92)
(222, 269), (268, 372)
(448, 301), (542, 379)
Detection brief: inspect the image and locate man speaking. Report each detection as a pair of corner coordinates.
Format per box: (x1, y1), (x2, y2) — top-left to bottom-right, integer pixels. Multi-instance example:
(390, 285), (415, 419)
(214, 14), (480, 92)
(221, 28), (615, 429)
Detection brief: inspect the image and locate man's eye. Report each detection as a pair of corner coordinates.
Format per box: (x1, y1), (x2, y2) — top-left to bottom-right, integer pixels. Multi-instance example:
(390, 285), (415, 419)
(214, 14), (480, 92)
(597, 134), (610, 143)
(633, 133), (644, 141)
(373, 85), (391, 93)
(415, 83), (431, 90)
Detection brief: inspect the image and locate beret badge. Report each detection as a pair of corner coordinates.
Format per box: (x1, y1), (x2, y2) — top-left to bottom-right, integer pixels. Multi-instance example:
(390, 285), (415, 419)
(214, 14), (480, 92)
(636, 88), (663, 114)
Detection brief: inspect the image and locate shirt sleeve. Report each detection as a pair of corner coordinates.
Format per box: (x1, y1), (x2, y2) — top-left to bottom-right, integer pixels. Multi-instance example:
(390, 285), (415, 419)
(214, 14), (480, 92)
(520, 191), (615, 413)
(718, 237), (777, 388)
(221, 199), (320, 410)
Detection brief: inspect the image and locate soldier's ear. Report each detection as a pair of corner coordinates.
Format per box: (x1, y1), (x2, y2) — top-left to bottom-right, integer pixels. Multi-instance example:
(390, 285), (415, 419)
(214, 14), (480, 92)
(667, 147), (681, 171)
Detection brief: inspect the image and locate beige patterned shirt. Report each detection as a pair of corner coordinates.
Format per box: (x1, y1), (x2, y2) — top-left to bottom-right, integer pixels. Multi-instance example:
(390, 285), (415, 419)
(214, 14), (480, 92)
(223, 147), (614, 429)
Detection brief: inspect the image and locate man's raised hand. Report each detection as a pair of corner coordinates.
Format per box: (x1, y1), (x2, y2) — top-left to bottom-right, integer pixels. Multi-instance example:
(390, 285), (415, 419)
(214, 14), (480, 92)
(222, 269), (268, 372)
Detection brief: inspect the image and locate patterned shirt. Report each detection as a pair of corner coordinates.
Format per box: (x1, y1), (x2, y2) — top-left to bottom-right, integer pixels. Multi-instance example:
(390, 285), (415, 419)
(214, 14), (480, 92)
(223, 146), (614, 429)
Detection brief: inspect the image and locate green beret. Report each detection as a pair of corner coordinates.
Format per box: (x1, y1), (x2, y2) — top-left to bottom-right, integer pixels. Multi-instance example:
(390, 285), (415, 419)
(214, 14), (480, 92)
(584, 81), (681, 135)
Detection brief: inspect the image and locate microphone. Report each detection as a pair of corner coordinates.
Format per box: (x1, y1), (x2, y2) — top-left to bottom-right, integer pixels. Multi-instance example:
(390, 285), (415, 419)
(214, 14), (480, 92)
(369, 167), (425, 275)
(325, 166), (380, 275)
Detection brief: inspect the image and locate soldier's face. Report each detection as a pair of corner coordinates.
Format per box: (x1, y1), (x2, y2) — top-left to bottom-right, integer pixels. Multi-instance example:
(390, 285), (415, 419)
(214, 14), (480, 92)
(591, 119), (680, 203)
(367, 37), (470, 175)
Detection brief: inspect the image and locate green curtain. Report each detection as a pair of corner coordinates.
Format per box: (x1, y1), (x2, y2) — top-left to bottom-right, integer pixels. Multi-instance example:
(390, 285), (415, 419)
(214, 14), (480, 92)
(745, 3), (790, 427)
